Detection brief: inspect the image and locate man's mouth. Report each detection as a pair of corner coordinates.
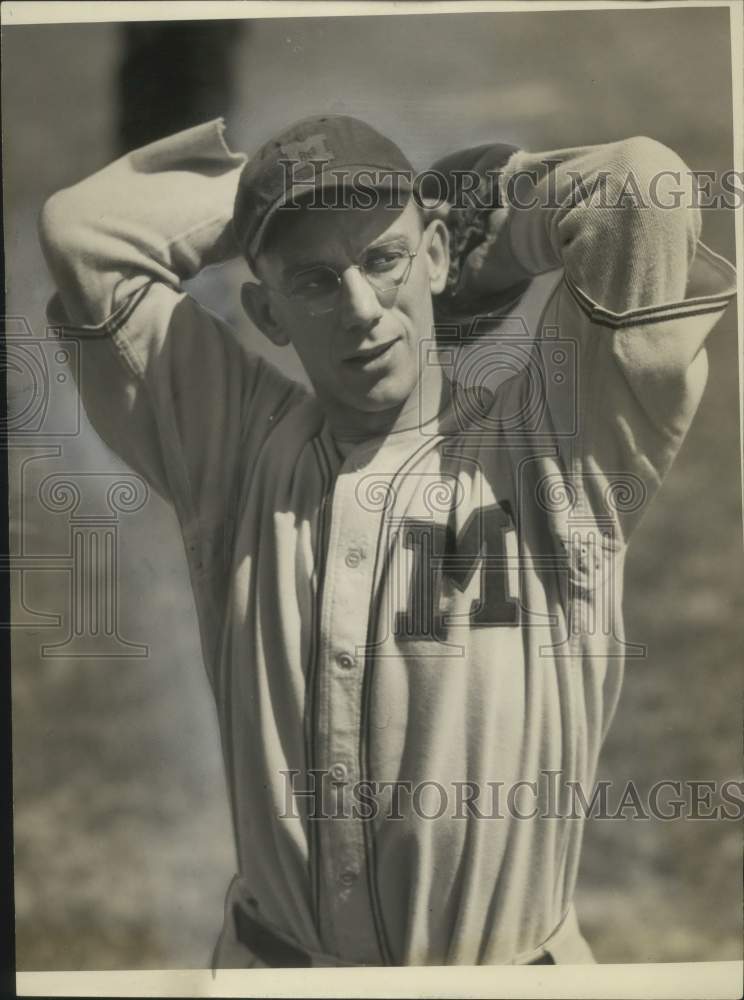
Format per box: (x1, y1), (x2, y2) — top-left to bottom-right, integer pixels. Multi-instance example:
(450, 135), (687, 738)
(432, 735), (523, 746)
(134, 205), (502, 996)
(343, 337), (401, 368)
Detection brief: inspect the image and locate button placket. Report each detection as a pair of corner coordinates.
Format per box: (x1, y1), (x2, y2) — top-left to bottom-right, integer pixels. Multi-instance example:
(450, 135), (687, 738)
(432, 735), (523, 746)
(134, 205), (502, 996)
(319, 453), (405, 958)
(312, 464), (387, 962)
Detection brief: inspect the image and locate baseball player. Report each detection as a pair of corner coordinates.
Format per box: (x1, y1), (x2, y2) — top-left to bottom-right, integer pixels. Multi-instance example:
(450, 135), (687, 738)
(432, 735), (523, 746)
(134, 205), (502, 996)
(39, 114), (735, 967)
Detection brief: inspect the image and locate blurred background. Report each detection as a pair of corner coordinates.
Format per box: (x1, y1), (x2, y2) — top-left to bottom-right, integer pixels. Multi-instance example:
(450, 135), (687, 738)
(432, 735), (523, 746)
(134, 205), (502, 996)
(3, 6), (742, 970)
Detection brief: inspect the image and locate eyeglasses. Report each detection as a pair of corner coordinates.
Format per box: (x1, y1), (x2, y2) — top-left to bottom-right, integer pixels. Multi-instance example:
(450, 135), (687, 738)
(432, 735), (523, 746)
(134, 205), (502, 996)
(272, 232), (427, 316)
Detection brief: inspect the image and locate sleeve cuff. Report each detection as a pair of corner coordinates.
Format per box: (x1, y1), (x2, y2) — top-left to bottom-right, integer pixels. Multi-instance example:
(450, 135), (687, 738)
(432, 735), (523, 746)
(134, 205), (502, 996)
(563, 240), (736, 330)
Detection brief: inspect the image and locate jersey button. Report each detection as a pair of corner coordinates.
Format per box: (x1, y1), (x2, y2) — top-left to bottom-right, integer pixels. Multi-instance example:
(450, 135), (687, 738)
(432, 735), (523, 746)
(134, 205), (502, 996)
(330, 763), (348, 781)
(339, 867), (358, 887)
(337, 652), (355, 670)
(345, 548), (364, 568)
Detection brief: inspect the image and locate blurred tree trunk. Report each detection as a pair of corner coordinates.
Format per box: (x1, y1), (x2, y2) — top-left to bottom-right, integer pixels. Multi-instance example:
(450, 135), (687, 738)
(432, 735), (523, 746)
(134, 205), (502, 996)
(116, 21), (243, 154)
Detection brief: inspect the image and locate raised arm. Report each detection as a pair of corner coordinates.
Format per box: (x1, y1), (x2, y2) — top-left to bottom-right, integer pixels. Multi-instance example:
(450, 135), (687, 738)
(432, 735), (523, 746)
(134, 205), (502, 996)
(39, 119), (246, 327)
(39, 119), (305, 538)
(449, 137), (736, 541)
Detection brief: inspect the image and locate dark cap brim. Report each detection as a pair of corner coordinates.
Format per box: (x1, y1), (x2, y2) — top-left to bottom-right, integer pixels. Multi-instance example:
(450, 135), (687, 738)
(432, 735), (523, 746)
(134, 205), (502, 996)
(247, 168), (413, 261)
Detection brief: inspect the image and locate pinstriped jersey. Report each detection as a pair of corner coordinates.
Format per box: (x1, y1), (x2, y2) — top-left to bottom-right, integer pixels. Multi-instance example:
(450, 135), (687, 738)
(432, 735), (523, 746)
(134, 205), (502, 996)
(39, 120), (736, 965)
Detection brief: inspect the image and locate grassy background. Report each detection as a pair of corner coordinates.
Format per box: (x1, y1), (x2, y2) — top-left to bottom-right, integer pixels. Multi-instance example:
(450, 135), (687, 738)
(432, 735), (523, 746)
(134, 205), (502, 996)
(3, 7), (742, 969)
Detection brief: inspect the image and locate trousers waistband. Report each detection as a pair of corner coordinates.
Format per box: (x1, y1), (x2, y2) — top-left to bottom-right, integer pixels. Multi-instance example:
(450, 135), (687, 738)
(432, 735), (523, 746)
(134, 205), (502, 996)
(232, 903), (563, 968)
(217, 879), (593, 968)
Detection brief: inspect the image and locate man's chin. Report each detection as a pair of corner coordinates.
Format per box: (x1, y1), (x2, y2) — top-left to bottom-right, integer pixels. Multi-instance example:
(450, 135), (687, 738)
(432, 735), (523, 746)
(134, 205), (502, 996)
(352, 383), (413, 415)
(315, 375), (419, 434)
(324, 387), (413, 440)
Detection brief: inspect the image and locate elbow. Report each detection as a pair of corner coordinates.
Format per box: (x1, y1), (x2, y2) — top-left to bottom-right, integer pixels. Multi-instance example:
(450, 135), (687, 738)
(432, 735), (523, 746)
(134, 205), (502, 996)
(615, 135), (687, 172)
(612, 136), (701, 247)
(613, 136), (689, 188)
(38, 191), (65, 256)
(557, 136), (701, 273)
(38, 188), (85, 269)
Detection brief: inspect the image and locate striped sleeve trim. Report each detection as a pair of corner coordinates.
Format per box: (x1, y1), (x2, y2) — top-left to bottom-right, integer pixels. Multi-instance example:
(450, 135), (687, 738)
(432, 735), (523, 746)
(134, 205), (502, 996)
(563, 272), (735, 330)
(46, 282), (153, 338)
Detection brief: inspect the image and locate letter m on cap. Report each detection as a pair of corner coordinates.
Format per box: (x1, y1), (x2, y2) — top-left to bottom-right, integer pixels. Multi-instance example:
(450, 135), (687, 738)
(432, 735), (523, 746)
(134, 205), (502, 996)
(280, 133), (335, 164)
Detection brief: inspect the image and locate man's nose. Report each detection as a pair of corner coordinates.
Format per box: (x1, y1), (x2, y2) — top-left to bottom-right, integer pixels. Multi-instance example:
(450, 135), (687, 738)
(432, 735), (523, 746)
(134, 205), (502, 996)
(338, 267), (384, 332)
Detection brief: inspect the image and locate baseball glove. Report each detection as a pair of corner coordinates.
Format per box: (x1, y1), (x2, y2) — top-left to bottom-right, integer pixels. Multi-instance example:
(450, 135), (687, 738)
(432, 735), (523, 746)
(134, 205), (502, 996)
(420, 142), (533, 340)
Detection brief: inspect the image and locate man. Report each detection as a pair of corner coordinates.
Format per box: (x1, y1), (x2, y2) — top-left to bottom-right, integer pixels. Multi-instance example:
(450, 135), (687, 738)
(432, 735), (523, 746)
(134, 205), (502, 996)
(39, 114), (735, 967)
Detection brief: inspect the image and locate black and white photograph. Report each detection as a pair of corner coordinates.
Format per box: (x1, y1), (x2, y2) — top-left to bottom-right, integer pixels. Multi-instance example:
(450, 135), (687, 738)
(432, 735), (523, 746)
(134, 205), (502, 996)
(2, 1), (742, 996)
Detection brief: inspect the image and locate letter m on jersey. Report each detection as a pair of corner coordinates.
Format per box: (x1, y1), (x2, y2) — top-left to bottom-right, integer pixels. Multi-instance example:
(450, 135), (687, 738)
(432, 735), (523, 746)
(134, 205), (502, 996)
(394, 502), (519, 642)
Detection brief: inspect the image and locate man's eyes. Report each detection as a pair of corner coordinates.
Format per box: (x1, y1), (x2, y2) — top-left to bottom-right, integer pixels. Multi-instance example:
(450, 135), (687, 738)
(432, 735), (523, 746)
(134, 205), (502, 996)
(291, 269), (337, 294)
(364, 248), (408, 270)
(287, 247), (410, 293)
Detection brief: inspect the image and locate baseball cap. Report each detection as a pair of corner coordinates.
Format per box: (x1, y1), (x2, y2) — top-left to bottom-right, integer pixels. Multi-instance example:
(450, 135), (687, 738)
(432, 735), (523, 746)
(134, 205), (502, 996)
(233, 114), (415, 264)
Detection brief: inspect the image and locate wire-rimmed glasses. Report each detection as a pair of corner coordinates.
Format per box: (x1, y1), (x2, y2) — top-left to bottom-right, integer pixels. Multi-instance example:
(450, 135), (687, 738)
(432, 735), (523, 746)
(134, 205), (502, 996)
(272, 232), (427, 316)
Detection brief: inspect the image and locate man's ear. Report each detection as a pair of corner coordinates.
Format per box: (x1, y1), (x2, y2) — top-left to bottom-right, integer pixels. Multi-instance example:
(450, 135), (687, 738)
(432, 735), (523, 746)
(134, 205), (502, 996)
(424, 219), (450, 296)
(240, 281), (291, 347)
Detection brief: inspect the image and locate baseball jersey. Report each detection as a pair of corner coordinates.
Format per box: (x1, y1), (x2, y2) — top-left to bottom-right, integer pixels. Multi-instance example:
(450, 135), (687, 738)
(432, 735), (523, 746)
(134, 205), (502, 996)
(39, 120), (736, 966)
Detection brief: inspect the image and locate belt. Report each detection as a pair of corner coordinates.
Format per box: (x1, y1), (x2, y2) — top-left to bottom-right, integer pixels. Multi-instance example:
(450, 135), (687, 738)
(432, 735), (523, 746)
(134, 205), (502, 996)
(232, 903), (557, 967)
(233, 905), (309, 967)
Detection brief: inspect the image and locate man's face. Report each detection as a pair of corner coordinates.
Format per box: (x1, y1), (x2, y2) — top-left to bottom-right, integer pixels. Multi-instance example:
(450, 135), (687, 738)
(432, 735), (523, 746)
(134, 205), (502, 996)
(249, 198), (449, 435)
